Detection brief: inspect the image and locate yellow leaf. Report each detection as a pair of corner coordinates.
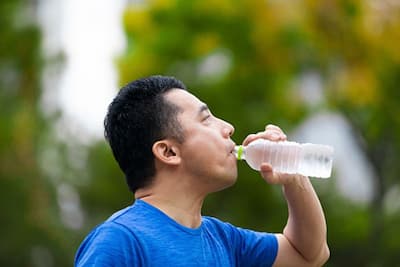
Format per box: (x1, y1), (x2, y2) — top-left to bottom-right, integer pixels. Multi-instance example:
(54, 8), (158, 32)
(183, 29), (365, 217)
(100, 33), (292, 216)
(338, 65), (379, 107)
(193, 33), (220, 56)
(123, 6), (153, 34)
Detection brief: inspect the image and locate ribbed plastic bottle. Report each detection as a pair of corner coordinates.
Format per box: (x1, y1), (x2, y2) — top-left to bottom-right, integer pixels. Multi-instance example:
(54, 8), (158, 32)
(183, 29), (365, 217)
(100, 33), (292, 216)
(234, 139), (334, 178)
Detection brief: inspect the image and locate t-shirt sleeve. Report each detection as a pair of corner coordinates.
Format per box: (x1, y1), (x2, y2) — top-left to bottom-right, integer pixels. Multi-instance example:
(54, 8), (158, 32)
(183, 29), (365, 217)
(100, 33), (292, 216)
(74, 222), (141, 267)
(224, 222), (278, 267)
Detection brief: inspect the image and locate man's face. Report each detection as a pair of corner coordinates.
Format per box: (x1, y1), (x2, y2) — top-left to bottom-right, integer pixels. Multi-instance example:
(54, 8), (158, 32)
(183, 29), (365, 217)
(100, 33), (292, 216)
(164, 89), (238, 193)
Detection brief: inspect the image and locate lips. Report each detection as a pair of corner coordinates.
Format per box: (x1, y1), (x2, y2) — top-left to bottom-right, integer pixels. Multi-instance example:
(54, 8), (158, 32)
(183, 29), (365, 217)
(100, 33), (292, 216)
(228, 142), (236, 155)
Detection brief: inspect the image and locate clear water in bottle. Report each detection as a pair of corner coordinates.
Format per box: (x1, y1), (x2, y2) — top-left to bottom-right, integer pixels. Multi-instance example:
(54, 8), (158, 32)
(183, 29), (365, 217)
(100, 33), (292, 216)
(234, 139), (334, 178)
(298, 143), (334, 178)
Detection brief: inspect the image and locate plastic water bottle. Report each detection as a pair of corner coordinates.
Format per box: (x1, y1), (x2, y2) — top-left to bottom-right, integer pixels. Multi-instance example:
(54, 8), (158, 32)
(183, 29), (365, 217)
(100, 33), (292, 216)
(234, 139), (334, 178)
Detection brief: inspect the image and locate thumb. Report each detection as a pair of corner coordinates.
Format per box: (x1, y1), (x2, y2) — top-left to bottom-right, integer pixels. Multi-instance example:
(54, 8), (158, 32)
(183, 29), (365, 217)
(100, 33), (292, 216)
(260, 163), (281, 184)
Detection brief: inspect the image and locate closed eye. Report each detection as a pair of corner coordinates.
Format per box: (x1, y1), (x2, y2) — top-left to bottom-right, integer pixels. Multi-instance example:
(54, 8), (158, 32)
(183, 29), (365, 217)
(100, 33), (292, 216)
(202, 114), (212, 123)
(198, 103), (213, 122)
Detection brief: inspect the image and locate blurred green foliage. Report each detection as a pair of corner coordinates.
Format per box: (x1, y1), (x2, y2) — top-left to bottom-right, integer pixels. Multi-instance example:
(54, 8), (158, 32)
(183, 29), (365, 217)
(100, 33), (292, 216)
(0, 0), (78, 266)
(116, 0), (400, 266)
(1, 0), (400, 266)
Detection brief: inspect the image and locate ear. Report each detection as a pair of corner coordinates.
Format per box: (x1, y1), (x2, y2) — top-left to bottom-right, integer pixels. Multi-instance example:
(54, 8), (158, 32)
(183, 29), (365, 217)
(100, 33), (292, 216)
(152, 140), (181, 165)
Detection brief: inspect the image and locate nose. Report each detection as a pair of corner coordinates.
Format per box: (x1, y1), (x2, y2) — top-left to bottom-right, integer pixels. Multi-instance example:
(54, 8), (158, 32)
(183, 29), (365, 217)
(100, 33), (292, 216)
(221, 119), (234, 138)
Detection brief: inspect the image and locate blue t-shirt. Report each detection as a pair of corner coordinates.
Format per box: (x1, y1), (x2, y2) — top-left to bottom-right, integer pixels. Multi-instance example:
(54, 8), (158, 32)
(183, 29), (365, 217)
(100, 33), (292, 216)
(75, 199), (278, 267)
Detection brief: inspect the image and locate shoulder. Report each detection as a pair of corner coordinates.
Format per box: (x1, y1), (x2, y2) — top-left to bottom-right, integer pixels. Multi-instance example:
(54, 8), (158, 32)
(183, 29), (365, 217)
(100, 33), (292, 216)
(201, 216), (260, 246)
(202, 216), (273, 241)
(85, 220), (137, 244)
(202, 216), (279, 267)
(75, 221), (140, 261)
(77, 204), (145, 251)
(202, 216), (235, 236)
(75, 207), (144, 267)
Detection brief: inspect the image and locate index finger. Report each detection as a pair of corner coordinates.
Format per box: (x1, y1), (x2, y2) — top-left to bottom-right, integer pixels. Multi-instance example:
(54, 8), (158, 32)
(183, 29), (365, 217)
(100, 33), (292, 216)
(242, 124), (287, 146)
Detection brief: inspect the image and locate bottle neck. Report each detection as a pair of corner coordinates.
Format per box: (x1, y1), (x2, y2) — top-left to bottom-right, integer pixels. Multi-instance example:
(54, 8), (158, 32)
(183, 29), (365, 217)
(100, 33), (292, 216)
(234, 145), (246, 160)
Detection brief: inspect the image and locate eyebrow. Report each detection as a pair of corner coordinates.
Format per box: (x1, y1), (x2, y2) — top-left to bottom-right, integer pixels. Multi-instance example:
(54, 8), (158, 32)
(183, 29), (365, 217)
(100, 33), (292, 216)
(198, 104), (210, 115)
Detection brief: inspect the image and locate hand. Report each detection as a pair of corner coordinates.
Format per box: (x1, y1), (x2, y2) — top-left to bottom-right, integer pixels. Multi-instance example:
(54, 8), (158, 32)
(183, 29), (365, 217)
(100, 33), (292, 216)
(242, 124), (303, 185)
(242, 124), (287, 145)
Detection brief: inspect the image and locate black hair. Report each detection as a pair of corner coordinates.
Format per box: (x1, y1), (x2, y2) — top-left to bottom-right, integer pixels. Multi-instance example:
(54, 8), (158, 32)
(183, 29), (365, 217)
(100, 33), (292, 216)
(104, 75), (187, 192)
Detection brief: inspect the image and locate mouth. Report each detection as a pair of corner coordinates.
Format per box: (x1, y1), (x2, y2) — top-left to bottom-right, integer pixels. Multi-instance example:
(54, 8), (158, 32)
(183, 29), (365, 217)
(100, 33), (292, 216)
(229, 143), (236, 155)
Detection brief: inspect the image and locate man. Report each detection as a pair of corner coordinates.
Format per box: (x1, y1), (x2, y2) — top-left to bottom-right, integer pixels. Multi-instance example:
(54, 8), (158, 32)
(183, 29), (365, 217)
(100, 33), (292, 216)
(75, 75), (329, 266)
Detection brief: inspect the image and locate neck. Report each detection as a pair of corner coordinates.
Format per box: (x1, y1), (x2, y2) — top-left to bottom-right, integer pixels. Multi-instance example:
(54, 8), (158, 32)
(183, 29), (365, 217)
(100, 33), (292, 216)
(135, 185), (205, 229)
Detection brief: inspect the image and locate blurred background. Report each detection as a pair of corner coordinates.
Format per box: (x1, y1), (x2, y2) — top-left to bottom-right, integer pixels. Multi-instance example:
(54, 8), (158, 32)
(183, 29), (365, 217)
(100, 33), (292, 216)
(1, 0), (400, 266)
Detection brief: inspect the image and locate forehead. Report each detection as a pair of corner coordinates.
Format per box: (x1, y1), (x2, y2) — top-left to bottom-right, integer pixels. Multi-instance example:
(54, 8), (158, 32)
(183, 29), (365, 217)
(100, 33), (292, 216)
(164, 89), (205, 114)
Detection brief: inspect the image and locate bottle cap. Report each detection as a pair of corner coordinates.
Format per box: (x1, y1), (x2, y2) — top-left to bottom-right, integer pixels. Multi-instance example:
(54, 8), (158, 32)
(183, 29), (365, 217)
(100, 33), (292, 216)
(234, 145), (244, 160)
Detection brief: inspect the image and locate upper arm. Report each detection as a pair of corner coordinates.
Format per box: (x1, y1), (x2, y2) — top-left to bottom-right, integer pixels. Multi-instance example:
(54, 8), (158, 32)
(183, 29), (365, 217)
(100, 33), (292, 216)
(207, 219), (278, 267)
(273, 234), (329, 267)
(231, 226), (278, 267)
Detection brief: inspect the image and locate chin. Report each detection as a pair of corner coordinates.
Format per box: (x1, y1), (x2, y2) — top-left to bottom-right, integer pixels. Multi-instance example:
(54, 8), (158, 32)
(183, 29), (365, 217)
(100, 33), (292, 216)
(213, 174), (237, 193)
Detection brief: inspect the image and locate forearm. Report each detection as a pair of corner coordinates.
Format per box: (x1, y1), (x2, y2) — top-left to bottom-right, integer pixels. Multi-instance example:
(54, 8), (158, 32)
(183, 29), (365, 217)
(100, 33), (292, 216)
(245, 125), (329, 266)
(282, 175), (328, 262)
